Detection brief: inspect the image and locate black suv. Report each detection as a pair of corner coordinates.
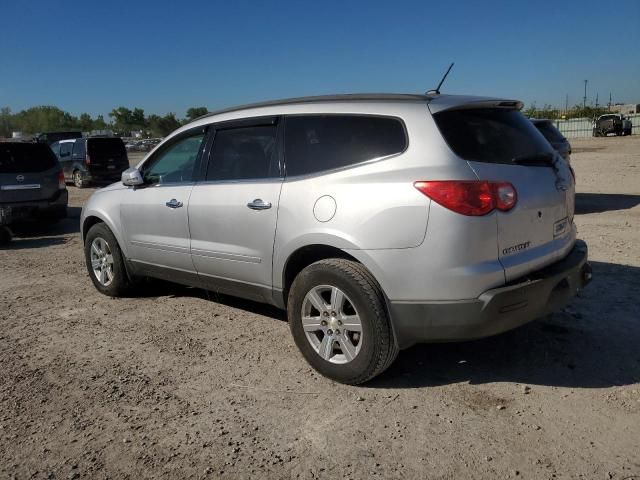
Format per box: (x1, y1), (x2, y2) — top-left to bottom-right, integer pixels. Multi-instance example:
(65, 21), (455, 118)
(0, 142), (68, 240)
(51, 137), (129, 188)
(593, 114), (625, 137)
(34, 131), (82, 146)
(531, 119), (572, 161)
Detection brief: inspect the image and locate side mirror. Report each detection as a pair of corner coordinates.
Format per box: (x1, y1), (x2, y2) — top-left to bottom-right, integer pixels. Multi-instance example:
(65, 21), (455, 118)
(122, 167), (144, 187)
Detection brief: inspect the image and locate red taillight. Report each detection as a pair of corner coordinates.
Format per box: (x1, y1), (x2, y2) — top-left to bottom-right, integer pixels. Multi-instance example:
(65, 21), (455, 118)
(58, 171), (66, 190)
(85, 154), (91, 165)
(414, 180), (517, 216)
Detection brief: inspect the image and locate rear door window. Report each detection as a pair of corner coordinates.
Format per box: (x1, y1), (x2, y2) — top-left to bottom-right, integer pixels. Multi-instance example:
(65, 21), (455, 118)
(433, 108), (552, 164)
(284, 115), (407, 176)
(0, 143), (58, 173)
(72, 141), (86, 159)
(206, 125), (279, 181)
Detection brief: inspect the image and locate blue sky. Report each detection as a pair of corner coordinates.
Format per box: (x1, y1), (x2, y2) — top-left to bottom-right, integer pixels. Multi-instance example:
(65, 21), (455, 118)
(1, 0), (639, 117)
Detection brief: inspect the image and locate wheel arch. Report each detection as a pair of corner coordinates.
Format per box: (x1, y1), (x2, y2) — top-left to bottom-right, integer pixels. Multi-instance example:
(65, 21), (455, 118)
(81, 211), (129, 258)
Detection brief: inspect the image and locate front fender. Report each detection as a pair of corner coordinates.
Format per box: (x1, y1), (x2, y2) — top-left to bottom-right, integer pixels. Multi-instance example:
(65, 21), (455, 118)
(80, 196), (128, 258)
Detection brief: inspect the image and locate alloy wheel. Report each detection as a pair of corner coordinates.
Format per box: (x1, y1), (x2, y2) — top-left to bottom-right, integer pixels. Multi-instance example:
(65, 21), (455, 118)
(301, 285), (363, 364)
(90, 237), (114, 286)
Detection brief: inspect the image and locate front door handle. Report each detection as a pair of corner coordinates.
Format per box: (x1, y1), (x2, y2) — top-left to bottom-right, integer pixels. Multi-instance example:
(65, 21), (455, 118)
(247, 198), (272, 210)
(165, 198), (183, 209)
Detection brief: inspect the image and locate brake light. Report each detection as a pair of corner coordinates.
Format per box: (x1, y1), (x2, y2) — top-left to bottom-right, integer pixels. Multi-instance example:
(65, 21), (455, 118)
(414, 180), (517, 216)
(58, 170), (66, 190)
(85, 154), (91, 165)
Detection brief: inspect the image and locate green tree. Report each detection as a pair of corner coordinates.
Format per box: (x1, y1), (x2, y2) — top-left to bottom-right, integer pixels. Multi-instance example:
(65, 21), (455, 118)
(13, 106), (78, 134)
(148, 113), (180, 137)
(0, 107), (13, 138)
(109, 107), (133, 135)
(185, 106), (208, 122)
(78, 113), (94, 132)
(93, 115), (108, 130)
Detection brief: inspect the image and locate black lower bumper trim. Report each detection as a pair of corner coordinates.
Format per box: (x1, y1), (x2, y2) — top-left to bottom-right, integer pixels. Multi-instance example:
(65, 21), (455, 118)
(389, 240), (590, 349)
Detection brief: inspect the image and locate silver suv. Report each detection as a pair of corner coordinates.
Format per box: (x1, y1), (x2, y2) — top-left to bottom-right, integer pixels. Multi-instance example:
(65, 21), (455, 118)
(81, 94), (592, 384)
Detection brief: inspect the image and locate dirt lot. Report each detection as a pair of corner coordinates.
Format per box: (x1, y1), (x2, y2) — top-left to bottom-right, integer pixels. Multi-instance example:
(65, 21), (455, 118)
(1, 138), (639, 479)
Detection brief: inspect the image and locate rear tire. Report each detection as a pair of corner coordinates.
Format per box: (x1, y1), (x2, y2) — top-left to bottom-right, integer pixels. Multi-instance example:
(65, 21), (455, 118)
(84, 223), (132, 297)
(0, 227), (12, 245)
(287, 258), (398, 384)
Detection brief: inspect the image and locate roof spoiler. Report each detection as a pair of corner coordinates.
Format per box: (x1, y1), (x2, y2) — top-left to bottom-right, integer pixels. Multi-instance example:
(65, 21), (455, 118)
(428, 97), (524, 114)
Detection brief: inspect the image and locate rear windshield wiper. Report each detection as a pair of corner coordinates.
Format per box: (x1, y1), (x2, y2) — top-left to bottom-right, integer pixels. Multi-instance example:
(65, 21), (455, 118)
(511, 152), (556, 167)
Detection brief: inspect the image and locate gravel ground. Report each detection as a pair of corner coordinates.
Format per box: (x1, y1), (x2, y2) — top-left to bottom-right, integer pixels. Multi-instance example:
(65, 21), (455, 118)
(1, 138), (639, 479)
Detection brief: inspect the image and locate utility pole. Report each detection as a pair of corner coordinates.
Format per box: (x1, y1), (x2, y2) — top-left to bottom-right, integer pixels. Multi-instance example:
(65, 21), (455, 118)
(608, 92), (612, 111)
(595, 92), (599, 108)
(583, 80), (588, 109)
(565, 94), (569, 113)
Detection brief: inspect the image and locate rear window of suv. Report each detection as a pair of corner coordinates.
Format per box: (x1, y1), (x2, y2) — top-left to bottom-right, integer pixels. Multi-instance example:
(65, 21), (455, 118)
(434, 108), (552, 164)
(533, 121), (565, 143)
(284, 115), (407, 176)
(87, 138), (126, 157)
(0, 143), (58, 173)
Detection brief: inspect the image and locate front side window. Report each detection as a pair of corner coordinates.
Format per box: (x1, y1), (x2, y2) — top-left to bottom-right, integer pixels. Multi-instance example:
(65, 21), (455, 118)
(143, 133), (204, 184)
(206, 125), (278, 181)
(284, 115), (407, 177)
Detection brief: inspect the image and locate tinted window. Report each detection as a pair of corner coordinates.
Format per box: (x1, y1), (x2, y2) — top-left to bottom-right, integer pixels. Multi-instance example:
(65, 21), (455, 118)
(50, 142), (61, 157)
(284, 115), (406, 176)
(60, 142), (73, 157)
(434, 109), (552, 164)
(0, 143), (58, 173)
(206, 125), (278, 181)
(533, 121), (565, 143)
(143, 133), (204, 184)
(72, 140), (86, 158)
(88, 138), (126, 157)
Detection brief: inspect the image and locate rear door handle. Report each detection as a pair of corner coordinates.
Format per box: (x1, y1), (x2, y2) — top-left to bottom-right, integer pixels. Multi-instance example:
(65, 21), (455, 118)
(165, 199), (183, 209)
(247, 199), (272, 210)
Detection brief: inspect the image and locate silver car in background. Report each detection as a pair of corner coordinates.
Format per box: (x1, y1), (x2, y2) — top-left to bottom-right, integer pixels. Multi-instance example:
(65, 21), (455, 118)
(80, 93), (591, 384)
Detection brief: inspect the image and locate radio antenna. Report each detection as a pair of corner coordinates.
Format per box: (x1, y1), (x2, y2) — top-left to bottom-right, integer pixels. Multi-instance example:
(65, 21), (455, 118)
(426, 62), (454, 95)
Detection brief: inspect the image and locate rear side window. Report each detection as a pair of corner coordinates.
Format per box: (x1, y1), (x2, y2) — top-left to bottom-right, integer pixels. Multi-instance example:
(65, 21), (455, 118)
(533, 121), (565, 143)
(434, 109), (552, 164)
(60, 142), (73, 157)
(206, 125), (278, 181)
(72, 141), (86, 158)
(284, 115), (407, 176)
(0, 143), (58, 173)
(88, 138), (126, 157)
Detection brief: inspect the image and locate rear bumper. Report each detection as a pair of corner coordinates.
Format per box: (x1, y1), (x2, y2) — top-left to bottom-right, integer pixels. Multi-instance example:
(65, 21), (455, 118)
(0, 189), (68, 225)
(389, 240), (591, 349)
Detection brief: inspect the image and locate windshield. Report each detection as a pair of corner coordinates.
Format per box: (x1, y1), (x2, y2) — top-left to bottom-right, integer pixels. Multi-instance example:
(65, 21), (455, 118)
(433, 108), (552, 164)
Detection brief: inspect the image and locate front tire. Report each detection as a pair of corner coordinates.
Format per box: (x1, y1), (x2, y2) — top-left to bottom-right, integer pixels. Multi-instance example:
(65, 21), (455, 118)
(84, 223), (132, 297)
(287, 259), (398, 384)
